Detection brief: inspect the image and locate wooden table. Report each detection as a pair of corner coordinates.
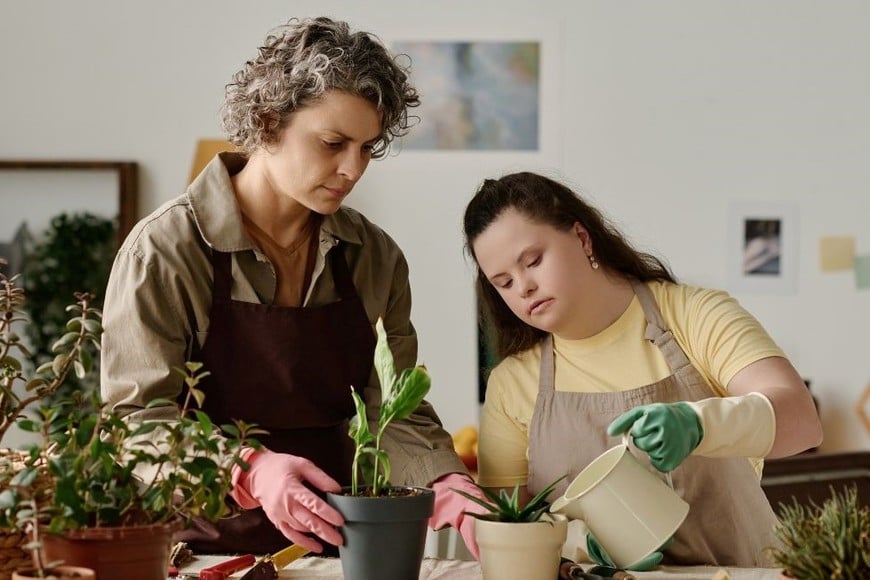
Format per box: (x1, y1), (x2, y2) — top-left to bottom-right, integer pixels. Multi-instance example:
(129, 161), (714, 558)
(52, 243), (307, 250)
(178, 556), (783, 579)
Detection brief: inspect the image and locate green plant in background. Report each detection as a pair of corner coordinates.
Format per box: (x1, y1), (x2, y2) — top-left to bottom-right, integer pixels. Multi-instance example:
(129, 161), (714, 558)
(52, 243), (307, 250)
(451, 476), (566, 523)
(769, 485), (869, 580)
(348, 317), (431, 496)
(22, 212), (115, 399)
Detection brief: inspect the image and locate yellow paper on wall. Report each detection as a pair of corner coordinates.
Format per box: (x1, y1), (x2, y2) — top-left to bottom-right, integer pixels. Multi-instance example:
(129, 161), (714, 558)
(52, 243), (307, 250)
(819, 236), (855, 272)
(189, 139), (238, 184)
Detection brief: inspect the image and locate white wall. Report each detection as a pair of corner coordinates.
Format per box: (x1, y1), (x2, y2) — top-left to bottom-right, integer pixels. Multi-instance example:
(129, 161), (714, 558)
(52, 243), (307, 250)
(2, 0), (868, 452)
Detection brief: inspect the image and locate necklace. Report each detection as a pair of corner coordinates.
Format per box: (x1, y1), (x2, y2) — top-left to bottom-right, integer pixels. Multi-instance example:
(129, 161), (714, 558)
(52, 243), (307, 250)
(243, 212), (320, 256)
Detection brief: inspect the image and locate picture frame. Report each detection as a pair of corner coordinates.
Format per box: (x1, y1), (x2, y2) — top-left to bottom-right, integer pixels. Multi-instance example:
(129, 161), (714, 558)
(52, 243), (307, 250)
(0, 160), (138, 274)
(727, 201), (799, 295)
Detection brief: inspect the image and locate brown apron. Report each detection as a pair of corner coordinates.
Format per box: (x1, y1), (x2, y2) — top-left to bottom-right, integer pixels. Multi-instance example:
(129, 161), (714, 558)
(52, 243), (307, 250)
(175, 244), (375, 554)
(527, 280), (780, 567)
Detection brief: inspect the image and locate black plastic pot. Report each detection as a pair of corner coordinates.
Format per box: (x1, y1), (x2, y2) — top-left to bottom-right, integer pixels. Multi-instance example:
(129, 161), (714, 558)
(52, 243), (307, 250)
(326, 486), (434, 580)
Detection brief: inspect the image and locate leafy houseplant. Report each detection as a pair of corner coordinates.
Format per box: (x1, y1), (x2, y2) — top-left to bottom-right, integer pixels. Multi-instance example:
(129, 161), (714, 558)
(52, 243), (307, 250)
(453, 478), (569, 580)
(326, 317), (436, 580)
(347, 318), (432, 497)
(1, 259), (103, 580)
(768, 486), (869, 580)
(1, 257), (264, 580)
(1, 364), (263, 580)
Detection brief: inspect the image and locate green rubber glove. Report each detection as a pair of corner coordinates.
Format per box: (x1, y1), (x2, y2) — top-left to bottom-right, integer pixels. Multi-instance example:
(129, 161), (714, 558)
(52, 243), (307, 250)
(586, 532), (667, 571)
(607, 402), (704, 472)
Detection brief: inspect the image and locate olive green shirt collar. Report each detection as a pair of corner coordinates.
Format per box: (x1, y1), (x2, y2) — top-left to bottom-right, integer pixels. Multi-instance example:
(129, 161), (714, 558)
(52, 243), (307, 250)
(187, 152), (363, 253)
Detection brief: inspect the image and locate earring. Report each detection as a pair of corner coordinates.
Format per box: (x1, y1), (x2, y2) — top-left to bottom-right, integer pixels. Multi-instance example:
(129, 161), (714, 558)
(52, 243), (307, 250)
(588, 254), (600, 270)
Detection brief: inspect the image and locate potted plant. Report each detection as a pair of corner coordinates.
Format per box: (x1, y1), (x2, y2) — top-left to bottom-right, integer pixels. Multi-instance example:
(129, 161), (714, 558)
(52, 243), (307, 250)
(452, 478), (568, 580)
(1, 260), (103, 580)
(768, 485), (869, 580)
(7, 499), (94, 580)
(0, 258), (264, 580)
(325, 318), (435, 580)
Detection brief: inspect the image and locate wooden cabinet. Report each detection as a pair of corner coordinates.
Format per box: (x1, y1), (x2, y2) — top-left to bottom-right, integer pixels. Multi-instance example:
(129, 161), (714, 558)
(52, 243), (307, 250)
(761, 451), (870, 514)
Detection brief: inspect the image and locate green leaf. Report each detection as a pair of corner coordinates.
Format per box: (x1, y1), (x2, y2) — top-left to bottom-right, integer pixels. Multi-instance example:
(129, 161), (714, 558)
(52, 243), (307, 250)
(373, 318), (396, 400)
(0, 355), (22, 371)
(51, 353), (69, 376)
(381, 366), (430, 424)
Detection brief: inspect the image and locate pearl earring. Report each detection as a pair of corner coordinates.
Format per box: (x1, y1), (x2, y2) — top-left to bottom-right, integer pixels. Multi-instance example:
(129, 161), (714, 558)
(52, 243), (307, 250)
(588, 254), (600, 270)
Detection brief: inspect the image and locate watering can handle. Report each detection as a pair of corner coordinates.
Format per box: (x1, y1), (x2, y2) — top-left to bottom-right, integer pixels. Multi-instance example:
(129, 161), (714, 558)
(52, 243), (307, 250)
(621, 433), (676, 490)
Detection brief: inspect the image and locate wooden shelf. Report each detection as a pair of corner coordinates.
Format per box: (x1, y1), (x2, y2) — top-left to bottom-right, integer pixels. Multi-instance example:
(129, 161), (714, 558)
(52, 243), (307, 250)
(761, 451), (870, 513)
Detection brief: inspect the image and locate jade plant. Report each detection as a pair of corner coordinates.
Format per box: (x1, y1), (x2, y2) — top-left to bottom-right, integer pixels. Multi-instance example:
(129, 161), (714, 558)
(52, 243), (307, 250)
(347, 317), (431, 496)
(2, 363), (264, 532)
(768, 485), (869, 580)
(1, 259), (101, 445)
(451, 476), (566, 523)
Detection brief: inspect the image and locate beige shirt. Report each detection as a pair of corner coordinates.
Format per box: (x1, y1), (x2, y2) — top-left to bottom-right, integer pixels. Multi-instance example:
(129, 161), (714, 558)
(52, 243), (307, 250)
(101, 153), (466, 486)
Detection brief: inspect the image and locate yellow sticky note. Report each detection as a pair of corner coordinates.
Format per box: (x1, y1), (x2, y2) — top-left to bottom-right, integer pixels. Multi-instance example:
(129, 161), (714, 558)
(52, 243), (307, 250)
(819, 236), (856, 272)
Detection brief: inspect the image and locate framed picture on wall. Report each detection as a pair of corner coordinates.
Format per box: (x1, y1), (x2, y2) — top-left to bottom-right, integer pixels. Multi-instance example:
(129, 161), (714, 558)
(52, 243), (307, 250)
(727, 201), (799, 294)
(0, 160), (137, 275)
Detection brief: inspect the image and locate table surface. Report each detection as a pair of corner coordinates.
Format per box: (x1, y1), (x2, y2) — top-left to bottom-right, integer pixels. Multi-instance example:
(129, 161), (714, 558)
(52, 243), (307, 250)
(177, 555), (783, 579)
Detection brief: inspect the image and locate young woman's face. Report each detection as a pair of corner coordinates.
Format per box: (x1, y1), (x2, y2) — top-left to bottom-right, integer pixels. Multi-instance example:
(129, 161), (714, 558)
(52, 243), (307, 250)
(473, 208), (594, 335)
(260, 90), (382, 214)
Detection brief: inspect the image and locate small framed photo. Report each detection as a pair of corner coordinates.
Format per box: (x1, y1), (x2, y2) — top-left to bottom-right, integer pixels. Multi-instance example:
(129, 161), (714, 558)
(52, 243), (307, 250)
(727, 201), (799, 294)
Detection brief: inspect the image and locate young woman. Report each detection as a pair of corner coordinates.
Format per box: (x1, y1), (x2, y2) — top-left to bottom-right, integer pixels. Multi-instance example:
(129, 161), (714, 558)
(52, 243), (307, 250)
(101, 16), (484, 556)
(463, 172), (822, 568)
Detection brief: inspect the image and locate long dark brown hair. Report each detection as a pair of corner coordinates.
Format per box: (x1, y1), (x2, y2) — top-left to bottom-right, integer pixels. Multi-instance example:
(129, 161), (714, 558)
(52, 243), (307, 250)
(463, 172), (676, 359)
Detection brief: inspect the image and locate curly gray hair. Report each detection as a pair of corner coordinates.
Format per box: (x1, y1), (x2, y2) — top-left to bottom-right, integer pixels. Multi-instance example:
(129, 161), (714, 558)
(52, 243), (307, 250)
(221, 16), (419, 158)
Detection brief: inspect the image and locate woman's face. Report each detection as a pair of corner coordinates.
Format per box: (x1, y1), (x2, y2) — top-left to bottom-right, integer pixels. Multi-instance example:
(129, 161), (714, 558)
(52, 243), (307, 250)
(259, 90), (382, 215)
(473, 208), (594, 335)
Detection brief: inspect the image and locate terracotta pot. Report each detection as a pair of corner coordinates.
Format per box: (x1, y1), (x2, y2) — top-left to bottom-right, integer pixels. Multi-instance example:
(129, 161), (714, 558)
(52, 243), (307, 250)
(326, 486), (434, 580)
(41, 522), (175, 580)
(475, 514), (568, 580)
(12, 566), (95, 580)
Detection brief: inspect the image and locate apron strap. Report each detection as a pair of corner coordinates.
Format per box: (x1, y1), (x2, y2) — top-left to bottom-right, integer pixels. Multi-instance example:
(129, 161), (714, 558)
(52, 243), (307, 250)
(328, 243), (357, 300)
(210, 250), (233, 302)
(538, 334), (555, 393)
(632, 280), (691, 372)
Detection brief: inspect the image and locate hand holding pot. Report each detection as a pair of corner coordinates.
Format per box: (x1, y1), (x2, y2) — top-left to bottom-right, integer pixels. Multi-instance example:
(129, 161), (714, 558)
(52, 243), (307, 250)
(231, 448), (345, 553)
(607, 402), (703, 472)
(430, 473), (489, 560)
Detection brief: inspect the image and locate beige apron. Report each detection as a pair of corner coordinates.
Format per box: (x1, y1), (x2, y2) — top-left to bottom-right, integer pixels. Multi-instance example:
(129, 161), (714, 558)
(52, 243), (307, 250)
(527, 281), (780, 567)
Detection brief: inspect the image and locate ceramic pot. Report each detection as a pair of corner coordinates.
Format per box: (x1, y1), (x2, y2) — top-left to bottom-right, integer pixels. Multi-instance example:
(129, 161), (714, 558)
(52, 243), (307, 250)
(12, 566), (95, 580)
(326, 486), (434, 580)
(41, 522), (175, 580)
(475, 514), (568, 580)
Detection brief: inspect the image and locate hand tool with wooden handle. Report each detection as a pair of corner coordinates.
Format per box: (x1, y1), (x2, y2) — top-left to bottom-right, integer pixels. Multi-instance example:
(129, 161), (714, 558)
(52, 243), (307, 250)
(238, 544), (310, 580)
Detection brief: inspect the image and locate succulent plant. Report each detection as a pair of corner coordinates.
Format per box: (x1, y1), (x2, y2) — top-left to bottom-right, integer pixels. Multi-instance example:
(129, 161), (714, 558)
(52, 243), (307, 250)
(451, 476), (566, 523)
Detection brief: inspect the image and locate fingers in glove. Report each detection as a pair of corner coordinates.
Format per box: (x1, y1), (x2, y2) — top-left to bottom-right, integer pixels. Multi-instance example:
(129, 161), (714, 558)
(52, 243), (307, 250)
(289, 485), (345, 527)
(296, 458), (343, 494)
(627, 550), (663, 571)
(458, 515), (480, 560)
(607, 408), (645, 437)
(276, 523), (326, 553)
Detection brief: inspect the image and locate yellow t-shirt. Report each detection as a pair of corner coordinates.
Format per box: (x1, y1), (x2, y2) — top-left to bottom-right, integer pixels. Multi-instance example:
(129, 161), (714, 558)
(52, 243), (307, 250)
(477, 281), (785, 488)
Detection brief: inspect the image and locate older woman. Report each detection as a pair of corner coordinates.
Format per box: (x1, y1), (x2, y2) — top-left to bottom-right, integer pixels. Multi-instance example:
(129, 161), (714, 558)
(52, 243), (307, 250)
(101, 16), (483, 556)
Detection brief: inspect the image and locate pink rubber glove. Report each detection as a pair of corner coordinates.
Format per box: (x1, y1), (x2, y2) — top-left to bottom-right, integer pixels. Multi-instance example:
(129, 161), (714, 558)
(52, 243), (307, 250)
(230, 448), (344, 553)
(430, 473), (490, 560)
